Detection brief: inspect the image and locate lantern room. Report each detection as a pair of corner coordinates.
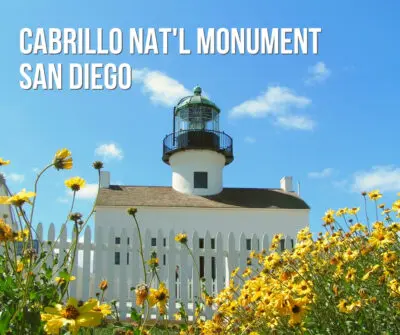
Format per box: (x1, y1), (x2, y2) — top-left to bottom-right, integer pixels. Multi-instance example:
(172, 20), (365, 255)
(174, 86), (220, 132)
(162, 86), (234, 167)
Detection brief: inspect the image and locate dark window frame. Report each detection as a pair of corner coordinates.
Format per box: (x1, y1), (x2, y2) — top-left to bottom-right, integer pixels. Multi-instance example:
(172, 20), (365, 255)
(194, 172), (208, 189)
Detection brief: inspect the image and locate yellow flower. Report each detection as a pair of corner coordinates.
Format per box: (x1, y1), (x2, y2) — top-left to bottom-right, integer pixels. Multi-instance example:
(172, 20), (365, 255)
(16, 261), (24, 273)
(369, 229), (395, 248)
(99, 279), (108, 291)
(272, 233), (284, 244)
(204, 294), (214, 307)
(336, 208), (348, 217)
(231, 267), (239, 277)
(65, 177), (86, 191)
(14, 229), (30, 242)
(338, 299), (361, 314)
(294, 280), (313, 296)
(288, 298), (308, 326)
(343, 248), (359, 262)
(242, 267), (252, 277)
(345, 268), (357, 282)
(368, 190), (382, 201)
(175, 233), (188, 244)
(322, 209), (335, 224)
(55, 275), (76, 285)
(53, 148), (73, 170)
(348, 207), (360, 215)
(89, 299), (112, 317)
(362, 265), (380, 281)
(0, 219), (14, 242)
(350, 223), (367, 233)
(0, 158), (10, 166)
(382, 251), (397, 264)
(41, 298), (103, 335)
(148, 257), (159, 268)
(135, 283), (149, 306)
(388, 279), (400, 296)
(392, 200), (400, 213)
(148, 283), (169, 314)
(0, 189), (36, 207)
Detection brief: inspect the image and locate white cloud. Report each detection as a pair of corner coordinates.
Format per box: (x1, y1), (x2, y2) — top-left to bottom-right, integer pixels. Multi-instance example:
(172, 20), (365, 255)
(244, 136), (256, 144)
(95, 143), (123, 161)
(230, 86), (311, 118)
(276, 115), (315, 130)
(308, 168), (335, 179)
(229, 86), (314, 131)
(133, 68), (191, 106)
(4, 173), (24, 183)
(305, 62), (331, 85)
(351, 165), (400, 193)
(68, 183), (98, 200)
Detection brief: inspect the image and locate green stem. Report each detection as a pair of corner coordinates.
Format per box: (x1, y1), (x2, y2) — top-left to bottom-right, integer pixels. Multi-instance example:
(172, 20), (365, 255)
(133, 215), (147, 284)
(37, 191), (76, 272)
(29, 163), (54, 226)
(55, 170), (100, 274)
(60, 222), (79, 299)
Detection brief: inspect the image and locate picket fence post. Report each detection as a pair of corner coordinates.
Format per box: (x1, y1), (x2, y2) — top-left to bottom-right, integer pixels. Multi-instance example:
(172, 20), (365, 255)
(35, 225), (295, 321)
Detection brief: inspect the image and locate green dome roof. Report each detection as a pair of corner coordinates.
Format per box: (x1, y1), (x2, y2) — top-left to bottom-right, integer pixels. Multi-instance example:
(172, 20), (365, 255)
(175, 86), (220, 114)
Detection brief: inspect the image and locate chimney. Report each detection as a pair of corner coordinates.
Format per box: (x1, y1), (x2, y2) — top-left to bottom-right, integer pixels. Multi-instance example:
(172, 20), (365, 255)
(100, 171), (110, 188)
(280, 176), (293, 192)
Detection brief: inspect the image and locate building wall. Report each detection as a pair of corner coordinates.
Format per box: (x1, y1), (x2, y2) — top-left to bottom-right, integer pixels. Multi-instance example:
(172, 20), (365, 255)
(169, 150), (225, 196)
(95, 206), (309, 247)
(0, 181), (13, 227)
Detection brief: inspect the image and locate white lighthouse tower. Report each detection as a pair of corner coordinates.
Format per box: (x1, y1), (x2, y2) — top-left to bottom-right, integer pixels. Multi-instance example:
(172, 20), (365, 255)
(162, 86), (234, 196)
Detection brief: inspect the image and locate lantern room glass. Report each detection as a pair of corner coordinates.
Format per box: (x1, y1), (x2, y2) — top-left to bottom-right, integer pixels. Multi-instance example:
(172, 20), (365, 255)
(175, 106), (220, 132)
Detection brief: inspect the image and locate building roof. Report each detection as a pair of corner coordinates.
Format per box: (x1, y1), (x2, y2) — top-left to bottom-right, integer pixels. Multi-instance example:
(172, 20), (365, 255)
(96, 186), (310, 210)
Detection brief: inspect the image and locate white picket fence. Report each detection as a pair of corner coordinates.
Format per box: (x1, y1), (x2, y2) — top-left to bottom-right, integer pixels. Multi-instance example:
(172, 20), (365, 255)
(29, 223), (294, 320)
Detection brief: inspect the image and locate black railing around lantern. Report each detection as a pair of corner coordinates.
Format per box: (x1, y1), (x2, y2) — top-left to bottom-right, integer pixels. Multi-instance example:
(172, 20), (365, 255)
(162, 130), (234, 165)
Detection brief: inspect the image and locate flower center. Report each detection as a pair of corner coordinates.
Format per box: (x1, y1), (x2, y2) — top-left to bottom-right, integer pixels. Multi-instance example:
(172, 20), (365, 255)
(292, 305), (301, 314)
(61, 305), (80, 319)
(157, 292), (166, 301)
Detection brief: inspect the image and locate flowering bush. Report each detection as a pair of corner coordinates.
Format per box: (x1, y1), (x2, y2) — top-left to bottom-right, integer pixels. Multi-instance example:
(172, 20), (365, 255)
(2, 151), (400, 335)
(0, 152), (111, 334)
(198, 191), (400, 334)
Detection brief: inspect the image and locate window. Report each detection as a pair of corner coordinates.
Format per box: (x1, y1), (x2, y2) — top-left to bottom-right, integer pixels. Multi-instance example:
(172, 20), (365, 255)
(115, 252), (120, 265)
(127, 253), (130, 265)
(127, 237), (130, 245)
(280, 239), (285, 251)
(151, 238), (157, 247)
(115, 237), (120, 244)
(246, 239), (251, 251)
(163, 254), (166, 266)
(163, 238), (166, 247)
(211, 257), (216, 280)
(194, 172), (208, 189)
(211, 238), (215, 249)
(199, 256), (205, 278)
(199, 238), (204, 249)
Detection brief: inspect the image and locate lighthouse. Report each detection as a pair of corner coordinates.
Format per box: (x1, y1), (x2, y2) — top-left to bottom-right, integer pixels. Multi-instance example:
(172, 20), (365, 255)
(162, 86), (234, 196)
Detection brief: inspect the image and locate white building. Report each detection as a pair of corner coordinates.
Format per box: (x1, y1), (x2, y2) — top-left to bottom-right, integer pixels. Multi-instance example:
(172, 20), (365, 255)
(95, 86), (310, 272)
(0, 174), (15, 228)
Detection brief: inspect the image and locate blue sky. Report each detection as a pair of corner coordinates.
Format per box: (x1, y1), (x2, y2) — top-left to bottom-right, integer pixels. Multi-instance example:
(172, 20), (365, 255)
(1, 0), (399, 235)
